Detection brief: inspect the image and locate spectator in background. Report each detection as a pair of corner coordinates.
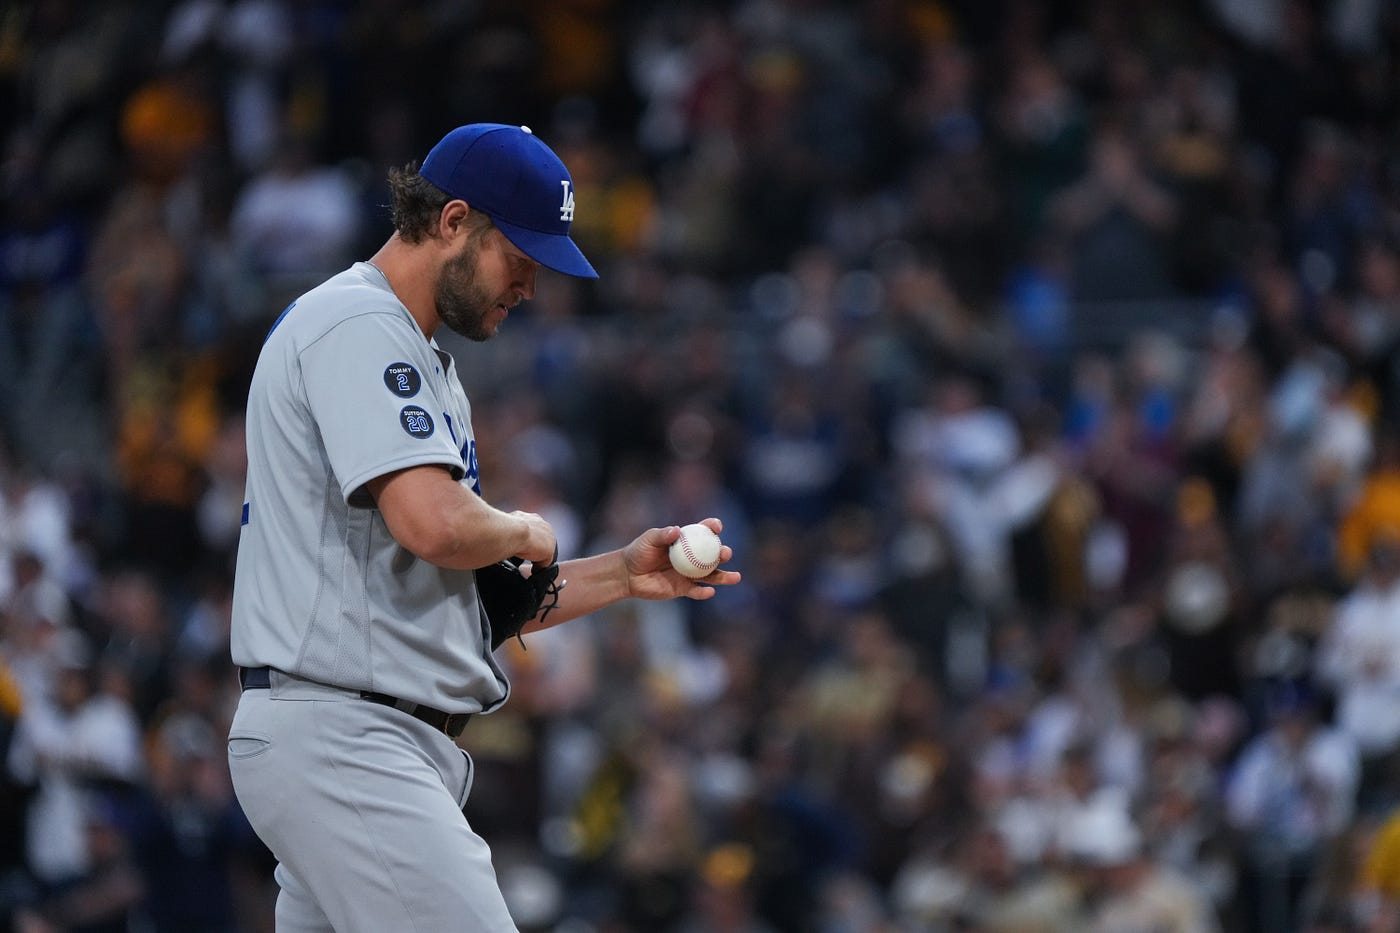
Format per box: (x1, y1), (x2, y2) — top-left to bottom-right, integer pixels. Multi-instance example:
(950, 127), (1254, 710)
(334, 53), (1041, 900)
(3, 550), (73, 647)
(0, 653), (35, 932)
(229, 135), (362, 285)
(894, 372), (1022, 608)
(1047, 122), (1181, 302)
(1226, 683), (1361, 933)
(996, 54), (1088, 249)
(675, 843), (776, 933)
(1138, 701), (1239, 920)
(1178, 309), (1268, 553)
(613, 751), (704, 931)
(1316, 535), (1400, 814)
(1246, 254), (1315, 380)
(1060, 795), (1221, 933)
(1155, 478), (1247, 703)
(1080, 375), (1180, 594)
(6, 630), (143, 896)
(891, 817), (1081, 932)
(88, 571), (173, 723)
(738, 372), (849, 528)
(0, 182), (101, 472)
(127, 712), (246, 932)
(1348, 240), (1400, 422)
(1285, 121), (1381, 301)
(1002, 402), (1099, 615)
(12, 796), (146, 933)
(1357, 805), (1400, 932)
(1338, 432), (1400, 582)
(159, 0), (296, 176)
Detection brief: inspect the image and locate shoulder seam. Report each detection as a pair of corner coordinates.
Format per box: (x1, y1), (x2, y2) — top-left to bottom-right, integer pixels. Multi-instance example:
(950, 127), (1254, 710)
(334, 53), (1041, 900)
(297, 307), (421, 358)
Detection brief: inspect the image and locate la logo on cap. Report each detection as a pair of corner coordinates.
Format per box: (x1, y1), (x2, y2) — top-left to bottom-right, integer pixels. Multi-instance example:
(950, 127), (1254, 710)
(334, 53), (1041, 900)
(560, 181), (575, 222)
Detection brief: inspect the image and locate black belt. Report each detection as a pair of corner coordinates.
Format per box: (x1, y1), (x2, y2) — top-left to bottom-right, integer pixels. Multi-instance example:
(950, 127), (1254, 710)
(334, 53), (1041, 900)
(238, 666), (472, 739)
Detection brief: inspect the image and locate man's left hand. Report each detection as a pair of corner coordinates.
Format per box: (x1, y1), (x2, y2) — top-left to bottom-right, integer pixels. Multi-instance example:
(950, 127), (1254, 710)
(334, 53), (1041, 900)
(624, 517), (740, 600)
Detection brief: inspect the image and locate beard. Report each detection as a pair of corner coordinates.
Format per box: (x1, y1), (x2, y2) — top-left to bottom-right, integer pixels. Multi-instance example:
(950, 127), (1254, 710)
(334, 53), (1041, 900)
(435, 240), (499, 342)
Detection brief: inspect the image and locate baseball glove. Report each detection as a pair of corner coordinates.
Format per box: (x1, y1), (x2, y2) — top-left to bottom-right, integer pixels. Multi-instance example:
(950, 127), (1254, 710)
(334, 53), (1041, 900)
(475, 549), (565, 651)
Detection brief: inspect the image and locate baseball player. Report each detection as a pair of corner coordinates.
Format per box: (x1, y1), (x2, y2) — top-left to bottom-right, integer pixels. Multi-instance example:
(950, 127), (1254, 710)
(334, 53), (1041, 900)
(226, 123), (739, 932)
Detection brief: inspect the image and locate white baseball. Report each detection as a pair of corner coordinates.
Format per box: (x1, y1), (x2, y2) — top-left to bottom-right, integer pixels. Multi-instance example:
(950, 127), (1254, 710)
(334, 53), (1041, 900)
(669, 523), (722, 579)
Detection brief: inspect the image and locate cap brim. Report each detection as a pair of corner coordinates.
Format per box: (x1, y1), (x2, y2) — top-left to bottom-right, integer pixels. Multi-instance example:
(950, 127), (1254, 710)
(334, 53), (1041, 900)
(493, 218), (598, 279)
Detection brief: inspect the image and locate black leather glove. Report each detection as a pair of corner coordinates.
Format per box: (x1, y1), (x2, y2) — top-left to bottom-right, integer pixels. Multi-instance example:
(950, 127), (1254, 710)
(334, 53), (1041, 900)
(475, 548), (565, 651)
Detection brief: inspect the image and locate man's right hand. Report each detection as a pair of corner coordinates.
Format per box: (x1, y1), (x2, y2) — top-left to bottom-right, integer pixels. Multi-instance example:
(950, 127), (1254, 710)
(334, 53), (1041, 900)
(510, 510), (557, 567)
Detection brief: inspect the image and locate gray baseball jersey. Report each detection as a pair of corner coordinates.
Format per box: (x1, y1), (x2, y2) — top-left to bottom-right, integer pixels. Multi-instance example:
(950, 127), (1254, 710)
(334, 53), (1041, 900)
(230, 261), (509, 714)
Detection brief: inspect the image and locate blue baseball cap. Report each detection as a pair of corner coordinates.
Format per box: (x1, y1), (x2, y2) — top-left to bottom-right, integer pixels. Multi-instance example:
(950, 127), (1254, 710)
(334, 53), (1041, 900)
(419, 124), (598, 279)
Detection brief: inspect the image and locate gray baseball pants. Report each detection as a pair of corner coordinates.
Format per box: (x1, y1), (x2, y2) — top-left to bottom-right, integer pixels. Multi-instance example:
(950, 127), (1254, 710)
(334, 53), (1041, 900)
(227, 670), (518, 932)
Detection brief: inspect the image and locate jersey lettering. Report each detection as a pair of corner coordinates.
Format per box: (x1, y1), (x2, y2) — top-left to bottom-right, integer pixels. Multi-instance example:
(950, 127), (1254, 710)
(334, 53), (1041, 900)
(442, 414), (479, 493)
(464, 439), (480, 494)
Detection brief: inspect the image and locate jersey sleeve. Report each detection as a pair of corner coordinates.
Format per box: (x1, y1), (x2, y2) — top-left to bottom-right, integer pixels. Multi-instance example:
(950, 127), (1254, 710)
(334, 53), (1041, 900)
(299, 311), (466, 507)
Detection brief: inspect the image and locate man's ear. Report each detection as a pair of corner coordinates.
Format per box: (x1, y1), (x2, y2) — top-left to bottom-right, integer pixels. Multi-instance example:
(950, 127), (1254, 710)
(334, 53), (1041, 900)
(438, 200), (473, 241)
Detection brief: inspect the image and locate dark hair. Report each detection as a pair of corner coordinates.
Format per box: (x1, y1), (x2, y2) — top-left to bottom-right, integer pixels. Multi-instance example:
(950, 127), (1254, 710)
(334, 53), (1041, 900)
(387, 162), (455, 243)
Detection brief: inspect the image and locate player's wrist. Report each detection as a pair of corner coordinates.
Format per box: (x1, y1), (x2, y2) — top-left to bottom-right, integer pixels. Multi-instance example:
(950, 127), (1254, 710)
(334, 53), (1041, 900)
(513, 515), (535, 558)
(616, 548), (642, 600)
(569, 548), (632, 601)
(497, 511), (536, 562)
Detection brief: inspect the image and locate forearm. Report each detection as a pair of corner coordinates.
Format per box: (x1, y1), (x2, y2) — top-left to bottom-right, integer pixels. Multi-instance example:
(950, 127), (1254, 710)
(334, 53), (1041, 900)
(369, 465), (549, 569)
(517, 550), (630, 635)
(420, 492), (533, 569)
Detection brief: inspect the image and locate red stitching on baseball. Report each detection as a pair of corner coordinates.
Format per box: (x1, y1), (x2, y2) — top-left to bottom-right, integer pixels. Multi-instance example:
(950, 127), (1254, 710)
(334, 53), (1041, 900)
(681, 536), (703, 570)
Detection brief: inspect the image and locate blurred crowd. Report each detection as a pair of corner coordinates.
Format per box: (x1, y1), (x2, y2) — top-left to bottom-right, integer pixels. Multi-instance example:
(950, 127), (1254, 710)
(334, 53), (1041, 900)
(5, 0), (1400, 931)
